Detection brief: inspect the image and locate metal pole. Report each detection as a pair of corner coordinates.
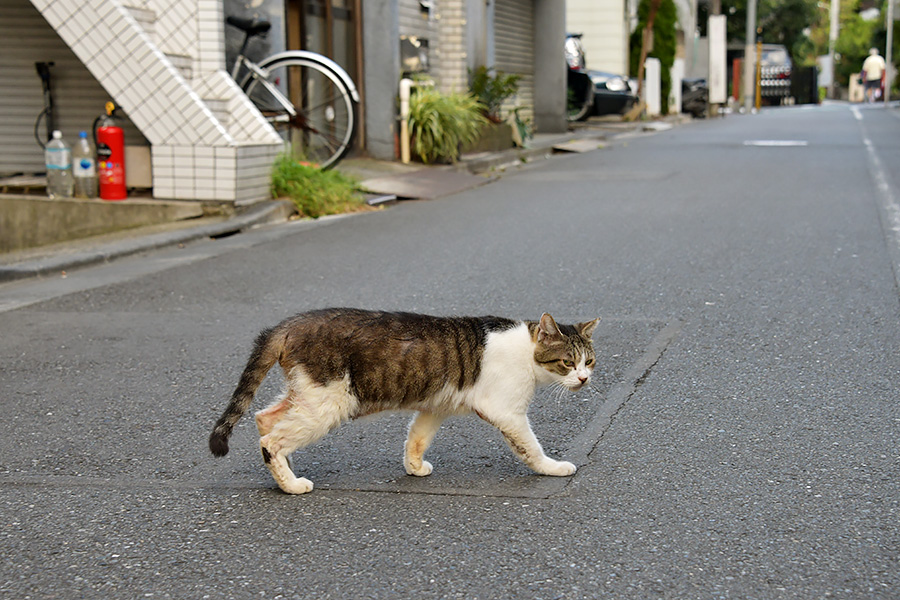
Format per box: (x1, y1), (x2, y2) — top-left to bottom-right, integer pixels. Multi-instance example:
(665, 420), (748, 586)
(828, 0), (840, 99)
(886, 0), (895, 106)
(756, 37), (763, 110)
(710, 0), (721, 117)
(743, 0), (757, 113)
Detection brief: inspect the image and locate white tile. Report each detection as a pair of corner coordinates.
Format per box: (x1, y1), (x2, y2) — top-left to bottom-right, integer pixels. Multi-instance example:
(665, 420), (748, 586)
(194, 156), (215, 169)
(91, 0), (116, 21)
(194, 166), (215, 180)
(172, 145), (193, 159)
(167, 128), (194, 146)
(153, 187), (174, 199)
(151, 145), (173, 161)
(194, 186), (216, 200)
(55, 0), (76, 20)
(80, 34), (100, 61)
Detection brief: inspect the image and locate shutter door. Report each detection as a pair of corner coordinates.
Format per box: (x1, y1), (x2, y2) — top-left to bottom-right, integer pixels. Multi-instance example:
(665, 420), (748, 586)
(0, 0), (146, 176)
(494, 0), (534, 122)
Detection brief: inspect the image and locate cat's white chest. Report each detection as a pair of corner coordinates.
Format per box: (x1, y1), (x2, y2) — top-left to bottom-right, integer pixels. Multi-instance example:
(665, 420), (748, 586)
(472, 324), (537, 412)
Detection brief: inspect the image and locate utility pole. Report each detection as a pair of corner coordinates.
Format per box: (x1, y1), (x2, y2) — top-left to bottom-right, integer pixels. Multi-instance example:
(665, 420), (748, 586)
(743, 0), (757, 112)
(828, 0), (840, 99)
(886, 0), (895, 106)
(709, 0), (721, 117)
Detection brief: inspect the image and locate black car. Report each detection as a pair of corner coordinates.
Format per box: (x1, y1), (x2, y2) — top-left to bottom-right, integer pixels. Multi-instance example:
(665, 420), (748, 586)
(588, 70), (637, 115)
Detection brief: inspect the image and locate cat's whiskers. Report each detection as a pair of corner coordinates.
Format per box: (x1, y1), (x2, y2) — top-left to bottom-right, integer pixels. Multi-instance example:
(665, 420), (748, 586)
(549, 380), (570, 408)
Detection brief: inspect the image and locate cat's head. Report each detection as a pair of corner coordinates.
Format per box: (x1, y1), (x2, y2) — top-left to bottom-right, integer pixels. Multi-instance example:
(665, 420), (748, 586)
(532, 313), (600, 390)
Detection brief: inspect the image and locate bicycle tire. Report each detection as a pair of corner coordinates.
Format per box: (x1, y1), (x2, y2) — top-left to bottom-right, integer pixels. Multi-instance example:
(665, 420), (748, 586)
(241, 55), (357, 170)
(566, 71), (595, 122)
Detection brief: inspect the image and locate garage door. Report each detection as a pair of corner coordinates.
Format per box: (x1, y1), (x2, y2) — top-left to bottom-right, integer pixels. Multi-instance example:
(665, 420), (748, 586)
(494, 0), (534, 122)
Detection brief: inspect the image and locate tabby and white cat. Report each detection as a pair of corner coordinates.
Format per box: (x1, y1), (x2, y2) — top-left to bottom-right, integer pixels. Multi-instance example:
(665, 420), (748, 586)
(209, 308), (599, 494)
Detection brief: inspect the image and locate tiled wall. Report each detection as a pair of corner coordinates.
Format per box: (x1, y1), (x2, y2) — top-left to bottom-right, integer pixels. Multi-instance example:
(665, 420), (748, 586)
(28, 0), (282, 203)
(437, 2), (467, 94)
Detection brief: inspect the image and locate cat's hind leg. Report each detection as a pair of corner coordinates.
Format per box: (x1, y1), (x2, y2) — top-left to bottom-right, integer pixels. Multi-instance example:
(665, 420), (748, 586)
(255, 396), (292, 437)
(404, 411), (445, 476)
(259, 382), (356, 494)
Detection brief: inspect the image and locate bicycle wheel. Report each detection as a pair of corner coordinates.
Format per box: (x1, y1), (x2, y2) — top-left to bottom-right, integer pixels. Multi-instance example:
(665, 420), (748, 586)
(242, 56), (357, 169)
(566, 70), (594, 122)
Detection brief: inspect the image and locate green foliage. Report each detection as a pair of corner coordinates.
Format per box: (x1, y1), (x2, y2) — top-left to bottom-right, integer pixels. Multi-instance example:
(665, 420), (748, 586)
(834, 14), (878, 86)
(696, 0), (818, 67)
(469, 66), (522, 123)
(510, 106), (534, 146)
(271, 154), (366, 218)
(408, 88), (488, 164)
(629, 0), (678, 114)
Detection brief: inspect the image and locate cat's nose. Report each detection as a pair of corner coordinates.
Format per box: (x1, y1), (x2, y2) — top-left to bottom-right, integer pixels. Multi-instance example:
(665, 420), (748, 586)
(578, 375), (588, 384)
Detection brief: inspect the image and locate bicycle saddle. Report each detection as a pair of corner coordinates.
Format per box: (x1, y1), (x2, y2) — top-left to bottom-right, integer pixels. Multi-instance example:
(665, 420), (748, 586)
(226, 16), (271, 36)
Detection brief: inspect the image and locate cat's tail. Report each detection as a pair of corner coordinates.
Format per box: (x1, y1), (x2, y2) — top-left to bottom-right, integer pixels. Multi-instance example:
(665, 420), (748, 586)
(209, 326), (281, 457)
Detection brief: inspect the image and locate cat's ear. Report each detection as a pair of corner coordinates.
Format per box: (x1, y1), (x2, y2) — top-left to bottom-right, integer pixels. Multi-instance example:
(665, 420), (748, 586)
(537, 313), (564, 344)
(578, 317), (600, 338)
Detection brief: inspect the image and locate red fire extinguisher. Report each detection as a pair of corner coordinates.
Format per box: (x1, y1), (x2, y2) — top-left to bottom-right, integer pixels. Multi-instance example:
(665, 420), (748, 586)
(94, 101), (127, 201)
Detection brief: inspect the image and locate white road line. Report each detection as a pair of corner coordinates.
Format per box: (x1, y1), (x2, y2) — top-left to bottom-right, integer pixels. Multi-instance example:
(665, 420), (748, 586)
(854, 106), (900, 294)
(743, 140), (809, 147)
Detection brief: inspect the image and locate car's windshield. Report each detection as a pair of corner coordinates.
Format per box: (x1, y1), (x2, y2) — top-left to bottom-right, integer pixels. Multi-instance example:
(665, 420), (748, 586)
(761, 47), (790, 67)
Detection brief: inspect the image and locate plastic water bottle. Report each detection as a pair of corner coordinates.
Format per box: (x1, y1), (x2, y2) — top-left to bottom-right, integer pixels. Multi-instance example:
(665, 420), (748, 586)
(72, 131), (98, 198)
(45, 130), (73, 199)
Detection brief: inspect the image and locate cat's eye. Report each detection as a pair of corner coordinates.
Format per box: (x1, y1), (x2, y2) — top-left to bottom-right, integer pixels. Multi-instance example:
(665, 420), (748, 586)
(562, 359), (575, 368)
(586, 358), (595, 366)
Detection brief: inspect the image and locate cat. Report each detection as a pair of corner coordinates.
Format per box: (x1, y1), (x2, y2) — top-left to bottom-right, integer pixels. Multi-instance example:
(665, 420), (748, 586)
(209, 308), (599, 494)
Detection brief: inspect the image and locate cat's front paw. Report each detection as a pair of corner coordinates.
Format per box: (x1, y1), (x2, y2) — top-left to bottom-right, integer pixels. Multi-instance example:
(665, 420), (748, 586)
(279, 477), (314, 495)
(405, 460), (433, 477)
(538, 459), (577, 477)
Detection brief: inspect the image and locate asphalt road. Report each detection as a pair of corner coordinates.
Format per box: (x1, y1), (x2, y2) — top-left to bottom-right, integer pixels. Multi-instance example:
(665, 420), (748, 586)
(2, 103), (899, 599)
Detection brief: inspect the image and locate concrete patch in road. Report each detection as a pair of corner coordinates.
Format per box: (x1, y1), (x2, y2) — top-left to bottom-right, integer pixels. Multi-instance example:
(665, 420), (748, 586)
(303, 317), (682, 499)
(0, 317), (682, 500)
(551, 138), (607, 153)
(360, 169), (494, 200)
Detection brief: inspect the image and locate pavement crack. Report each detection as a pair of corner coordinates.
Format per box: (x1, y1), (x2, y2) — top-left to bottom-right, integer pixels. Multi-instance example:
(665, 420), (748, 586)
(564, 319), (683, 468)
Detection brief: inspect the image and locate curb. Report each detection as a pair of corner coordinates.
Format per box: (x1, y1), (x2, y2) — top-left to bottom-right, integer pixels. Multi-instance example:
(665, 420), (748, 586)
(1, 115), (690, 284)
(0, 200), (294, 284)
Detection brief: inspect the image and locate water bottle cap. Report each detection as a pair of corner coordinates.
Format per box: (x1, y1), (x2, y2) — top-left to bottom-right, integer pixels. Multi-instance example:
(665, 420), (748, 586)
(79, 131), (88, 138)
(52, 130), (62, 139)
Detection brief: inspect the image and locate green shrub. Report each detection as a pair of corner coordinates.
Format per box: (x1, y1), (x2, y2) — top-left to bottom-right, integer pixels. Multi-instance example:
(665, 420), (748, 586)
(408, 88), (488, 164)
(469, 66), (522, 123)
(271, 154), (367, 218)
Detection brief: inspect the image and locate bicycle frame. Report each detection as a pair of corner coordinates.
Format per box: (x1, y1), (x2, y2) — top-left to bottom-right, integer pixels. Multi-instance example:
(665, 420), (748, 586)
(233, 54), (297, 119)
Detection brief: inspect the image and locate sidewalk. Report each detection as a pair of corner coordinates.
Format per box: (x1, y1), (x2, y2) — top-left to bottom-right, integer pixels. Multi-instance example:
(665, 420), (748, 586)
(0, 115), (683, 283)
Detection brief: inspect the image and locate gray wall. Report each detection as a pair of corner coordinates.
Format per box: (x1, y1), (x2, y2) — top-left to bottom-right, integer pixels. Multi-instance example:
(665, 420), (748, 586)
(533, 0), (566, 133)
(362, 0), (400, 161)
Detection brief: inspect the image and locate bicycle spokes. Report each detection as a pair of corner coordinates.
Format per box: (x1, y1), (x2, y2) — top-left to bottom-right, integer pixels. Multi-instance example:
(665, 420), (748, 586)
(242, 57), (356, 169)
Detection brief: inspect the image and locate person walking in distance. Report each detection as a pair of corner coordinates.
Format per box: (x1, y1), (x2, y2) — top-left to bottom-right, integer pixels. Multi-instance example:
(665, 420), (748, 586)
(861, 48), (886, 103)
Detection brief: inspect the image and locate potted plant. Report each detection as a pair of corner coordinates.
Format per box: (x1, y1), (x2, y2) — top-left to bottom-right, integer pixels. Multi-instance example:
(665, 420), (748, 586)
(407, 87), (487, 164)
(465, 66), (531, 151)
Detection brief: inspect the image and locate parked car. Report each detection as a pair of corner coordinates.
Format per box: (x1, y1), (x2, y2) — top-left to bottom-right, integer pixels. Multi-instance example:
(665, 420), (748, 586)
(566, 33), (594, 121)
(588, 70), (637, 115)
(759, 44), (792, 105)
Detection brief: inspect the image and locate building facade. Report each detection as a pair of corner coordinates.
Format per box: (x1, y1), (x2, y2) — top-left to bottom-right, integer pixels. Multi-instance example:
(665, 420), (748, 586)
(1, 0), (565, 202)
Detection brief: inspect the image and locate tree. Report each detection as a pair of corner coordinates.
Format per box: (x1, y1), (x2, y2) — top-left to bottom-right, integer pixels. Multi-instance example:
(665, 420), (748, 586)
(629, 0), (678, 114)
(698, 0), (819, 62)
(834, 11), (878, 85)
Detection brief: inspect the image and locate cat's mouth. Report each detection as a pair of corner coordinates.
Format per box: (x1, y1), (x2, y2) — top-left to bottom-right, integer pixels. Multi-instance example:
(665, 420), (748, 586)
(568, 380), (589, 391)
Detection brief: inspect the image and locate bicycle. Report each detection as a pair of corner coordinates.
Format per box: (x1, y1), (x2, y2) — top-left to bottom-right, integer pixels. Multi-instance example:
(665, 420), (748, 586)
(227, 16), (360, 169)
